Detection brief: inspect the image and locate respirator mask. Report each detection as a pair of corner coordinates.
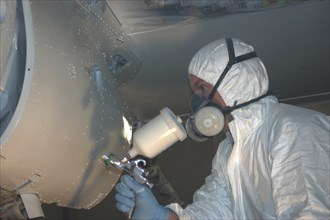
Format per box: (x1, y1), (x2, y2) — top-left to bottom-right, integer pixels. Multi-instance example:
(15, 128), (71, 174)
(186, 38), (269, 142)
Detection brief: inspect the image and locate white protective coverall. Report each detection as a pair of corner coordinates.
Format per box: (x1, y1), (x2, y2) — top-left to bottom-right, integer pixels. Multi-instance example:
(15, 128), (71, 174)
(168, 38), (330, 219)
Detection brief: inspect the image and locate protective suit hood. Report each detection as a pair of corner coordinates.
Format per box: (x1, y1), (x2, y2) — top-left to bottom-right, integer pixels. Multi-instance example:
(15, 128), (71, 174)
(188, 38), (269, 113)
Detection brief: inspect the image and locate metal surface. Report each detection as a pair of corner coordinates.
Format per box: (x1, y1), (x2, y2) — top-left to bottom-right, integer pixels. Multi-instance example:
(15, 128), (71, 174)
(0, 0), (22, 136)
(74, 0), (142, 87)
(117, 0), (329, 121)
(0, 0), (329, 219)
(0, 1), (16, 78)
(107, 0), (314, 35)
(0, 0), (136, 210)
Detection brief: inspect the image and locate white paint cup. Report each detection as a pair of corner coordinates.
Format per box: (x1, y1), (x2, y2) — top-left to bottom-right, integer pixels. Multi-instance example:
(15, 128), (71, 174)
(128, 107), (187, 158)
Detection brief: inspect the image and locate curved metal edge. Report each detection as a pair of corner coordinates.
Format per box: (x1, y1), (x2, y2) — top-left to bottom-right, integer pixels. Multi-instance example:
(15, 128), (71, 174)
(0, 0), (35, 147)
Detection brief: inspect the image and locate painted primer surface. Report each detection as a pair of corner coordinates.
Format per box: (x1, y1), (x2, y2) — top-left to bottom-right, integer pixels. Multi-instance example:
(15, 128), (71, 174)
(0, 1), (136, 210)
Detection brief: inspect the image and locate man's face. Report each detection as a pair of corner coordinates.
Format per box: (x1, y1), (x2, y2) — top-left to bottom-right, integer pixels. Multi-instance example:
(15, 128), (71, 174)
(189, 74), (233, 132)
(189, 74), (227, 109)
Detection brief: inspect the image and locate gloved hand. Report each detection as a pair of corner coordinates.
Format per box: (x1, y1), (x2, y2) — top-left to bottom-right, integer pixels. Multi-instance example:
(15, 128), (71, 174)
(115, 175), (169, 220)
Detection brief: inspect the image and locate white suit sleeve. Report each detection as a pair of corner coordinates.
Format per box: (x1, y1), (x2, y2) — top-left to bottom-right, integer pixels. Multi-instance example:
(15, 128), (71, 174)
(167, 138), (234, 220)
(270, 115), (330, 219)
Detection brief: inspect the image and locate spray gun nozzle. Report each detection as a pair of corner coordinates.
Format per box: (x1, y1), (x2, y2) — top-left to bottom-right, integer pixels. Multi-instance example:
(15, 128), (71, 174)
(102, 153), (126, 170)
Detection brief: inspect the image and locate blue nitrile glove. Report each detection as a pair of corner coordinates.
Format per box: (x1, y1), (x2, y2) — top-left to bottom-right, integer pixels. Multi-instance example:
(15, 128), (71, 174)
(115, 175), (169, 220)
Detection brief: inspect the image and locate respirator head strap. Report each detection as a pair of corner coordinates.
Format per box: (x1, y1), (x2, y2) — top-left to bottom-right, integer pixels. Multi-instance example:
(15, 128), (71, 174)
(234, 51), (258, 64)
(208, 38), (235, 100)
(224, 91), (271, 113)
(208, 39), (258, 102)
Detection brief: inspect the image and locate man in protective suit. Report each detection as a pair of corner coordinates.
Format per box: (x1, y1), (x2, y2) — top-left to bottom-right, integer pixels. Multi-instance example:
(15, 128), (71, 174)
(114, 38), (330, 219)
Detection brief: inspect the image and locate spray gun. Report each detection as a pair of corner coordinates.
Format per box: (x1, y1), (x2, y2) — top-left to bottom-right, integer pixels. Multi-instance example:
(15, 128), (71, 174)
(102, 153), (153, 188)
(102, 107), (187, 188)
